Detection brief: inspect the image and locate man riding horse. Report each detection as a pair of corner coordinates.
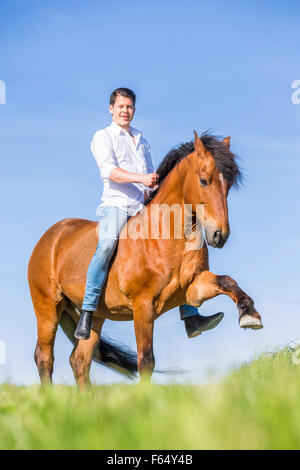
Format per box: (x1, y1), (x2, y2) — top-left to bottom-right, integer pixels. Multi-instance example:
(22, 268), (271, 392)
(75, 87), (224, 340)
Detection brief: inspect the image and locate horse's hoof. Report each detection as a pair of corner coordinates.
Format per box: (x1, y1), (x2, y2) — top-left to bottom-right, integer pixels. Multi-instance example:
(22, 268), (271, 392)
(239, 314), (263, 330)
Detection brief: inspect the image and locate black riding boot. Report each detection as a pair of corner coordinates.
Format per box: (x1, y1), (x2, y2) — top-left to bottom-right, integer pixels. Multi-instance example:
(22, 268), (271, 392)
(74, 310), (94, 340)
(184, 312), (224, 338)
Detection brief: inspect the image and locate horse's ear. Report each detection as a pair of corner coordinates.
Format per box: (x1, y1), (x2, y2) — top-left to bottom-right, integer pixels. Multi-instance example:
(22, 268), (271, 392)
(193, 130), (205, 155)
(222, 136), (231, 149)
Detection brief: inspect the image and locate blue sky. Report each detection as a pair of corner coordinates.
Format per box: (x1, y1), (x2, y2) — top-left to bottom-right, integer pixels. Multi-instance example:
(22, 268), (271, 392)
(0, 0), (300, 385)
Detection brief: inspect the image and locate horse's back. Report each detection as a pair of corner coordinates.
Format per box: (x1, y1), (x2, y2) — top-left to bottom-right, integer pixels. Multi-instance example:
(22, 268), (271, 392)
(28, 218), (97, 301)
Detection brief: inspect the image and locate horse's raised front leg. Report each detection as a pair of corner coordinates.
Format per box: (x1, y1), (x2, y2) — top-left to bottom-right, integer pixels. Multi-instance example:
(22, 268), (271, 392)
(186, 270), (263, 329)
(133, 298), (155, 381)
(69, 316), (105, 391)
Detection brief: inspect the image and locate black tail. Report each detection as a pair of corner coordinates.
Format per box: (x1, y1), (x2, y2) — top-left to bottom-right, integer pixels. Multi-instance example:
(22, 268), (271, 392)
(59, 311), (138, 379)
(98, 335), (138, 377)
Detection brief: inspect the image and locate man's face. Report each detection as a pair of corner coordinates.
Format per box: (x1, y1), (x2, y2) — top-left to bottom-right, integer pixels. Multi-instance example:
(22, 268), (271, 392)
(109, 94), (135, 129)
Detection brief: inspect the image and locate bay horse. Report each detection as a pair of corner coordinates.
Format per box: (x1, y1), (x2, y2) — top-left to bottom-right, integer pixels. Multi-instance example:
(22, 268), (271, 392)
(27, 131), (263, 390)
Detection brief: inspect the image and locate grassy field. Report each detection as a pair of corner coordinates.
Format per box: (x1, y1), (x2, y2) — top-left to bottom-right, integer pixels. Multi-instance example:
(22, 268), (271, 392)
(0, 348), (300, 450)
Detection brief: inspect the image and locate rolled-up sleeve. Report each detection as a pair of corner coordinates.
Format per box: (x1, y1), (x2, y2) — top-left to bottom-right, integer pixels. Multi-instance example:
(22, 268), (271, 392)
(90, 131), (117, 180)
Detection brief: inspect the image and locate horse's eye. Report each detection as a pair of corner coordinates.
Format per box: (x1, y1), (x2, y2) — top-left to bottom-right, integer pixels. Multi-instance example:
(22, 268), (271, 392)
(200, 178), (208, 187)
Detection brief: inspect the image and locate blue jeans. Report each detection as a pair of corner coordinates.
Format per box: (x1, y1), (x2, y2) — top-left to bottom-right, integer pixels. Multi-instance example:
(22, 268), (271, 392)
(82, 205), (198, 319)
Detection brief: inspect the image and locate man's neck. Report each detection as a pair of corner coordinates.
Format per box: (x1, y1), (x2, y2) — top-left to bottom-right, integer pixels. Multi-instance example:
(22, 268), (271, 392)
(113, 120), (130, 133)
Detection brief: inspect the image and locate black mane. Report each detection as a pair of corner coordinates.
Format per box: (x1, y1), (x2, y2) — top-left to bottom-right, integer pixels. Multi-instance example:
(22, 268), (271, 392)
(147, 132), (242, 204)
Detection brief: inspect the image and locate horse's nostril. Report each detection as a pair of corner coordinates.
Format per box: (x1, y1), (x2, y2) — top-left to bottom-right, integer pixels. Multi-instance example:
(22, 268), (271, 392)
(213, 230), (221, 243)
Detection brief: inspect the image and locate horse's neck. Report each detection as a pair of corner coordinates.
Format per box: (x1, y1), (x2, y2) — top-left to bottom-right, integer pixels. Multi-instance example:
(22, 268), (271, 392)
(148, 167), (184, 208)
(118, 165), (205, 295)
(145, 165), (206, 283)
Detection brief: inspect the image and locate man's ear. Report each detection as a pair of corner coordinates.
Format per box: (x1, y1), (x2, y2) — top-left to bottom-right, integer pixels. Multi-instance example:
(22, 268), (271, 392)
(109, 105), (113, 115)
(193, 130), (205, 155)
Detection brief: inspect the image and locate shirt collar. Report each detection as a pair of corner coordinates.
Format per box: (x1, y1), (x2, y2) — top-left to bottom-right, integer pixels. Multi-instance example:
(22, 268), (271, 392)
(110, 121), (142, 145)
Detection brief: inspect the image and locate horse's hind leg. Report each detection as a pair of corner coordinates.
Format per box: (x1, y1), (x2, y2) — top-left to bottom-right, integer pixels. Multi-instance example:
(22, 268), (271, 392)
(33, 295), (65, 385)
(69, 317), (104, 391)
(186, 270), (263, 329)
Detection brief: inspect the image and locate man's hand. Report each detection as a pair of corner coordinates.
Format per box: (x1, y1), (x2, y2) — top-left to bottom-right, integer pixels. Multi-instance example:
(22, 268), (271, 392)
(144, 184), (159, 204)
(140, 173), (159, 188)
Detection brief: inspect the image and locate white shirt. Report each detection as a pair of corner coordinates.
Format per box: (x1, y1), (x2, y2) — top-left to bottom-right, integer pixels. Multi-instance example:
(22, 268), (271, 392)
(91, 121), (155, 216)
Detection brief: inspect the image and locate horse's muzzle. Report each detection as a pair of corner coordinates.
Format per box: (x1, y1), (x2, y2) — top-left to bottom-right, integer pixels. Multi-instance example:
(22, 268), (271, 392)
(206, 229), (230, 248)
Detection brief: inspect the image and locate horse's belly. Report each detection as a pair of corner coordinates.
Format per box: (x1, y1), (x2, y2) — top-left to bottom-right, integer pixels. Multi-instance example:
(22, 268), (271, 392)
(96, 302), (133, 321)
(96, 275), (133, 320)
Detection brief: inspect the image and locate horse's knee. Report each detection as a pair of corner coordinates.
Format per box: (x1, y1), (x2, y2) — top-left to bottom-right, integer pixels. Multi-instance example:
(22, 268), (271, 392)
(217, 275), (239, 291)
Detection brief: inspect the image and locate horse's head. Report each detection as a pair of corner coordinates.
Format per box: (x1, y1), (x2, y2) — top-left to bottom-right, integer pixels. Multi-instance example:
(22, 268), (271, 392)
(183, 131), (240, 248)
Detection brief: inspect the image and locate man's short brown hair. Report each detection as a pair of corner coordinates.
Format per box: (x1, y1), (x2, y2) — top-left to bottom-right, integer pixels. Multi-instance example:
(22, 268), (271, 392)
(109, 88), (136, 107)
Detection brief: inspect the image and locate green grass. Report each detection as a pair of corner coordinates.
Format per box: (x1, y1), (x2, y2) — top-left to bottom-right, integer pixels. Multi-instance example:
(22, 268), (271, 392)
(1, 348), (300, 449)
